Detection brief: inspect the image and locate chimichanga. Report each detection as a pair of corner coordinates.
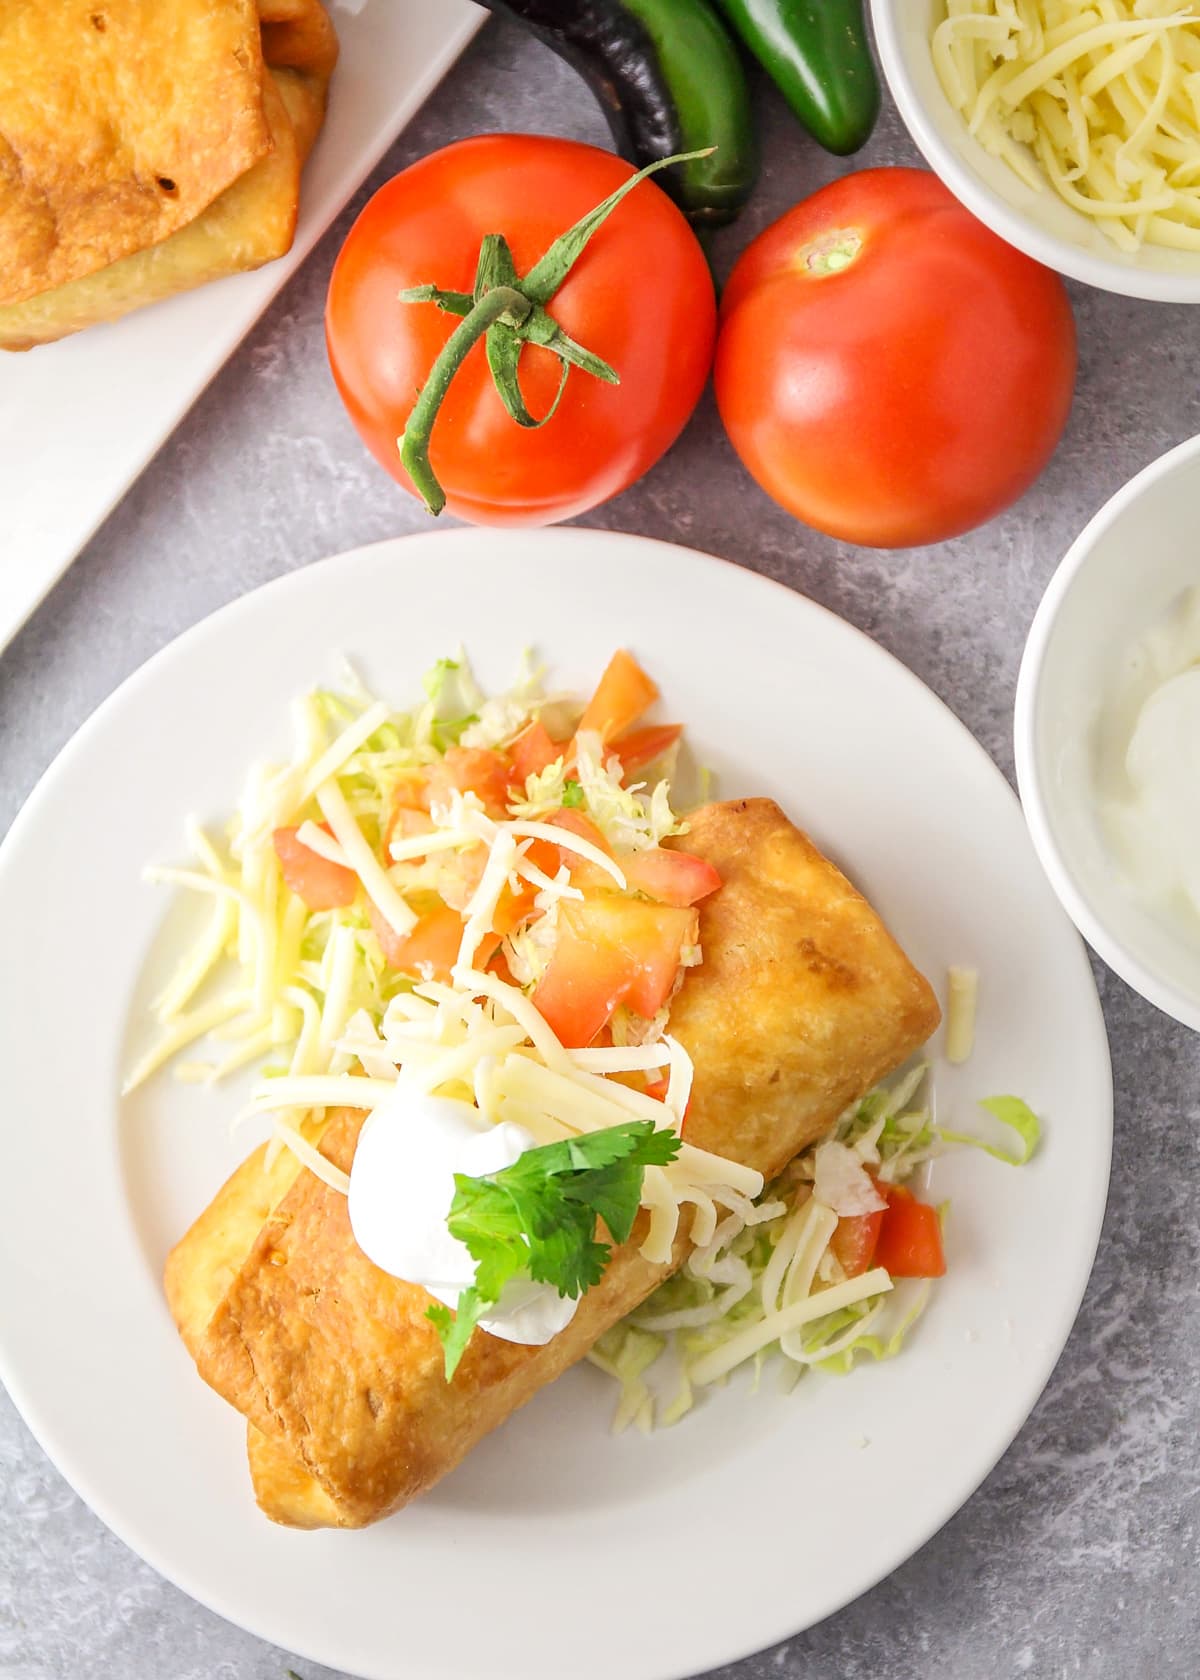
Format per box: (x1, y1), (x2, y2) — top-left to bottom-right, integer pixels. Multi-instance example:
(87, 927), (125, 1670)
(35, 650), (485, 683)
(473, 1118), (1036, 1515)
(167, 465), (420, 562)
(0, 0), (337, 350)
(166, 798), (938, 1529)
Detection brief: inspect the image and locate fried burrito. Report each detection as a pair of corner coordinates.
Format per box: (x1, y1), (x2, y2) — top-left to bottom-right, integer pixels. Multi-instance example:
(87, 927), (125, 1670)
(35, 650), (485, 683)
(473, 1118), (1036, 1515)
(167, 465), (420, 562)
(0, 0), (337, 350)
(166, 798), (939, 1529)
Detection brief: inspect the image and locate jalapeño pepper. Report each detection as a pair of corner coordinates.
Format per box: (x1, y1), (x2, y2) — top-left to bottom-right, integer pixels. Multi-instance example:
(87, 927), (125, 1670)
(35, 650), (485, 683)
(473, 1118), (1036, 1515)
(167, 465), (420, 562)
(714, 0), (880, 156)
(477, 0), (759, 226)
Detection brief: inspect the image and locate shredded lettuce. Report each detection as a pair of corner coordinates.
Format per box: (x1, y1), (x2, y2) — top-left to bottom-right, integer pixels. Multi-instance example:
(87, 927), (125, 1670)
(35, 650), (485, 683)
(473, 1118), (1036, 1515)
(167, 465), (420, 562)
(510, 728), (687, 852)
(589, 1064), (1043, 1433)
(942, 1095), (1041, 1166)
(130, 652), (554, 1095)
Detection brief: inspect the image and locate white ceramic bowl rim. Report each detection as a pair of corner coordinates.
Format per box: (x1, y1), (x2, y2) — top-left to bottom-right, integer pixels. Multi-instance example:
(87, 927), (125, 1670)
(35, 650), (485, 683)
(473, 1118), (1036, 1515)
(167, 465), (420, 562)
(1015, 431), (1200, 1030)
(871, 0), (1200, 303)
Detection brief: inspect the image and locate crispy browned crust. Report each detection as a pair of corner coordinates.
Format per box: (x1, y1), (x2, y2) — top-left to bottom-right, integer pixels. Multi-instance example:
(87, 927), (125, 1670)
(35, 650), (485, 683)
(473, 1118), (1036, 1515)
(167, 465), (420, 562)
(668, 799), (941, 1172)
(247, 1421), (349, 1528)
(164, 1129), (318, 1363)
(0, 0), (271, 307)
(0, 0), (336, 349)
(167, 798), (940, 1528)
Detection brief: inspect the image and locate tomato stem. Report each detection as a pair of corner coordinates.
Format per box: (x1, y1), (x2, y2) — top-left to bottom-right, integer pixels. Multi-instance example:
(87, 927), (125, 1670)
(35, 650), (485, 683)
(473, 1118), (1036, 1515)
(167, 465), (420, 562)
(801, 228), (864, 276)
(398, 284), (532, 516)
(395, 148), (714, 516)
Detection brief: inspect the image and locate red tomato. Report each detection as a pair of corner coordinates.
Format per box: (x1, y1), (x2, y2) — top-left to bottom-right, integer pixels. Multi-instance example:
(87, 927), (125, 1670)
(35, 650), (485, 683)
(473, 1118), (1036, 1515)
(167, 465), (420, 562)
(610, 723), (682, 779)
(715, 168), (1076, 548)
(522, 807), (612, 884)
(384, 803), (435, 858)
(830, 1209), (884, 1279)
(326, 136), (716, 526)
(873, 1184), (947, 1279)
(273, 825), (357, 911)
(369, 902), (463, 979)
(622, 847), (721, 907)
(532, 924), (639, 1048)
(425, 747), (513, 819)
(543, 808), (611, 853)
(509, 720), (563, 785)
(576, 650), (659, 744)
(532, 898), (697, 1045)
(493, 885), (539, 936)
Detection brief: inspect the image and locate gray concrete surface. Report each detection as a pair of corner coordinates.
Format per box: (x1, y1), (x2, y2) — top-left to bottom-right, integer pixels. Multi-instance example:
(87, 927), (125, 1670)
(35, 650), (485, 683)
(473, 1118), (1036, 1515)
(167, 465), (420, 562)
(2, 14), (1199, 1680)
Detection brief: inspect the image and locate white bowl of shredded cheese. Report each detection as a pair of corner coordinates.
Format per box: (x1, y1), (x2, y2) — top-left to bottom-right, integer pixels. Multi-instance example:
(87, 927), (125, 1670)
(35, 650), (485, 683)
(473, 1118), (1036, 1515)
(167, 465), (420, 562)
(872, 0), (1200, 301)
(1015, 431), (1200, 1028)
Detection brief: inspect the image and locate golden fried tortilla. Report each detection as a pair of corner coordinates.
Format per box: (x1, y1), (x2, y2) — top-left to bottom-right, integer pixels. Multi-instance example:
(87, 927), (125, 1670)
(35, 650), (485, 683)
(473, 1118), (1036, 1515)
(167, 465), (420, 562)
(667, 797), (939, 1165)
(165, 1126), (321, 1363)
(0, 0), (271, 307)
(167, 798), (939, 1529)
(0, 0), (337, 350)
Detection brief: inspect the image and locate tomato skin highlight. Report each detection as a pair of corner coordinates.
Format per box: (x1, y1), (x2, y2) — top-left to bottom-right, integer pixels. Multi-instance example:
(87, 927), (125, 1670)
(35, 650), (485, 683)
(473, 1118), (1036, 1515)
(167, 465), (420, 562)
(873, 1184), (947, 1278)
(273, 825), (357, 911)
(326, 135), (716, 526)
(714, 168), (1076, 548)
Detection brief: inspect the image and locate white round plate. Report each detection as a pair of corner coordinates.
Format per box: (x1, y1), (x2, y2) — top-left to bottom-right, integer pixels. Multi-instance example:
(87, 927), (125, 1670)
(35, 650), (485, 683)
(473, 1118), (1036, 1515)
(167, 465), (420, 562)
(0, 528), (1110, 1680)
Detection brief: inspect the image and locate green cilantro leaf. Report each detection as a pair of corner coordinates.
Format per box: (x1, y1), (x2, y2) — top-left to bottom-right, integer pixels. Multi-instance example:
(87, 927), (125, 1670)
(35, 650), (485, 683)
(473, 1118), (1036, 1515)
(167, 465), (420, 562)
(425, 1120), (682, 1380)
(426, 1291), (487, 1379)
(561, 778), (585, 808)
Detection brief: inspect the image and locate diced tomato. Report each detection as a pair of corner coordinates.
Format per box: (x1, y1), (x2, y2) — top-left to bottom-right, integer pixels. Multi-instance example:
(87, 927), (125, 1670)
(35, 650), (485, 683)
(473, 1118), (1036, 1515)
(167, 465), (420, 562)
(425, 746), (513, 818)
(522, 807), (612, 887)
(509, 719), (563, 785)
(273, 825), (357, 911)
(613, 901), (696, 1016)
(873, 1184), (946, 1279)
(622, 847), (721, 907)
(610, 722), (683, 779)
(493, 885), (539, 936)
(531, 922), (638, 1048)
(384, 803), (436, 859)
(369, 901), (463, 980)
(388, 772), (430, 813)
(644, 1076), (670, 1103)
(575, 650), (658, 744)
(830, 1209), (885, 1279)
(544, 807), (611, 853)
(533, 897), (696, 1044)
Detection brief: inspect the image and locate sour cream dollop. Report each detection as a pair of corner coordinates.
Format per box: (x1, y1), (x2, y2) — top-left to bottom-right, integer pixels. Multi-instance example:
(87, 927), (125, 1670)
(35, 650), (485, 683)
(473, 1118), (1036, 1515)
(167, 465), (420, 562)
(1097, 587), (1200, 927)
(347, 1087), (578, 1346)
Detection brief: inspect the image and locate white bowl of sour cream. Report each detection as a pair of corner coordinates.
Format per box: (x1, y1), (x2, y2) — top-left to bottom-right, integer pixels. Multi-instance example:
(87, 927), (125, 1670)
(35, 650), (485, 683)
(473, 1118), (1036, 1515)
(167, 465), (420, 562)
(1016, 432), (1200, 1029)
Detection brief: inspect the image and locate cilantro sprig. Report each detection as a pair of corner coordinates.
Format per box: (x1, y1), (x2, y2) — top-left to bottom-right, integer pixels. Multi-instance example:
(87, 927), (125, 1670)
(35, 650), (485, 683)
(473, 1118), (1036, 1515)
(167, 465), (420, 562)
(427, 1120), (682, 1379)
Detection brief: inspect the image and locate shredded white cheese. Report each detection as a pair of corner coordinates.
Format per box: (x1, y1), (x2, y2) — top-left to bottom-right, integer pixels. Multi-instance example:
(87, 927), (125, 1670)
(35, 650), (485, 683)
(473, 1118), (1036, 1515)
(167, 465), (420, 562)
(946, 965), (980, 1064)
(316, 779), (415, 937)
(933, 0), (1200, 250)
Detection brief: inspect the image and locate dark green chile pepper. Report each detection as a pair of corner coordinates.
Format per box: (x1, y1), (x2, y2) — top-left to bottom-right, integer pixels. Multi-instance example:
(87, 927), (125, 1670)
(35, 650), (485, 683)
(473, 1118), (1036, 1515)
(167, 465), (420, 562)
(714, 0), (880, 156)
(477, 0), (759, 226)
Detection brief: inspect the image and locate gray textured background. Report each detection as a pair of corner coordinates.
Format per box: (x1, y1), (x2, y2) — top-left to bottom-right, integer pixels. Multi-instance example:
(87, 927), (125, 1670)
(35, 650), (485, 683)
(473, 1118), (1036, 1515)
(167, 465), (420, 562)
(3, 14), (1199, 1680)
